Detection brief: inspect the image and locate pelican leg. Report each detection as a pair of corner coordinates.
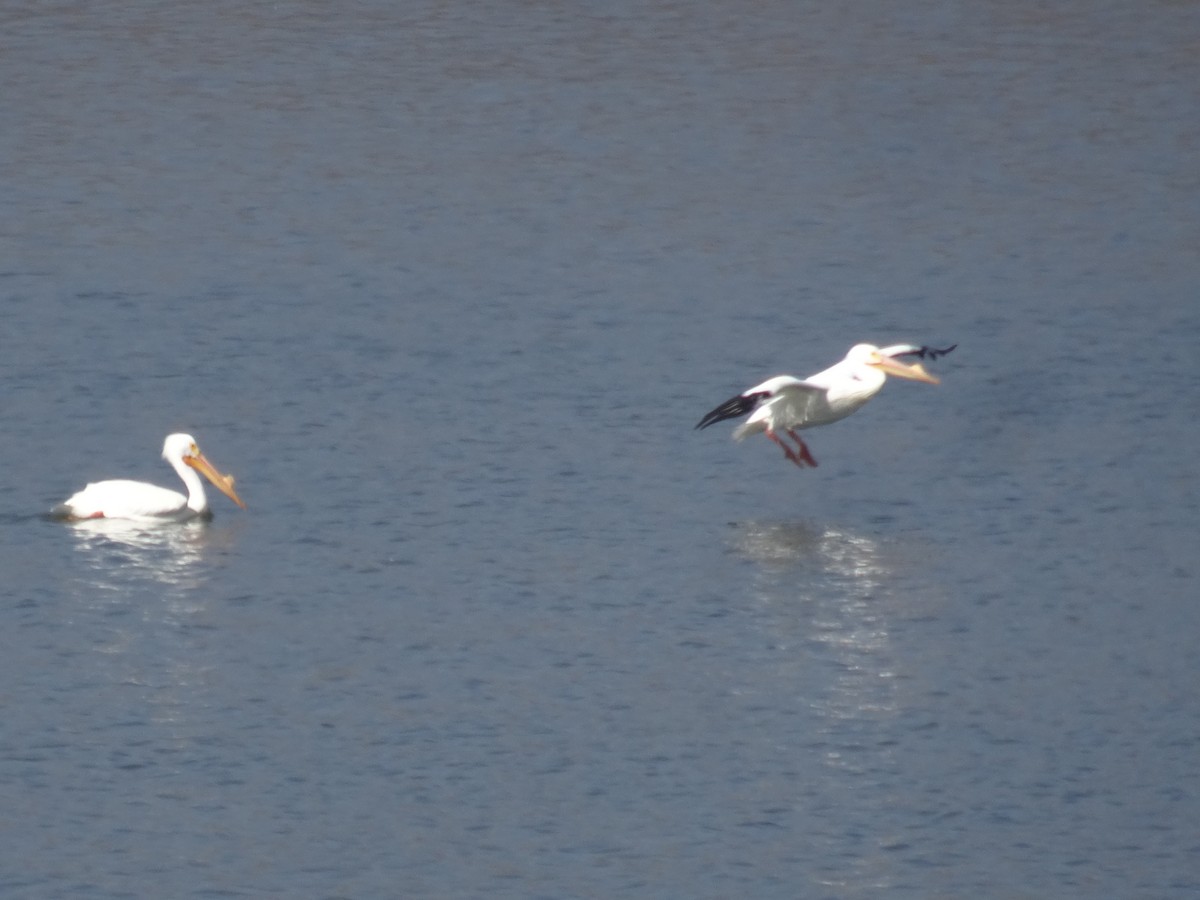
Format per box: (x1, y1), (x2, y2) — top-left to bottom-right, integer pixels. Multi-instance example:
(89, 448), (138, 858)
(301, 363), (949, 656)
(786, 429), (819, 467)
(766, 429), (805, 467)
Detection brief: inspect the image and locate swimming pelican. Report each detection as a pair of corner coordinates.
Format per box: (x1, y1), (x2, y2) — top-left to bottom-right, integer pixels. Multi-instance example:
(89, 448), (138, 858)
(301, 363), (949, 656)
(696, 343), (955, 467)
(53, 433), (246, 521)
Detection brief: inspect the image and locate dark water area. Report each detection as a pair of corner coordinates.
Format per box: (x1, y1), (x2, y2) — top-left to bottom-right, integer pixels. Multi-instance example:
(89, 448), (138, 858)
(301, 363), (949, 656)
(2, 1), (1198, 896)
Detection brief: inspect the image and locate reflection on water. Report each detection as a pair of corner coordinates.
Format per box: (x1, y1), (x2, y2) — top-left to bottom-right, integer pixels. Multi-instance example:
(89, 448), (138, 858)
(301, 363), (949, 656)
(731, 521), (916, 892)
(733, 521), (892, 588)
(731, 520), (902, 741)
(65, 517), (224, 597)
(62, 518), (242, 736)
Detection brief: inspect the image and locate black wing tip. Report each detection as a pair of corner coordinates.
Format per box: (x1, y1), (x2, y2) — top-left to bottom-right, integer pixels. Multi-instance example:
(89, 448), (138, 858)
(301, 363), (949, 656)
(894, 343), (957, 360)
(919, 343), (957, 359)
(695, 408), (732, 430)
(695, 392), (761, 430)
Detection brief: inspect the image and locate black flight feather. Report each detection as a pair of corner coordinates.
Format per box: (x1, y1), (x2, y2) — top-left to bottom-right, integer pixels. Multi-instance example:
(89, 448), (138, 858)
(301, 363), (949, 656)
(897, 344), (957, 361)
(695, 392), (769, 430)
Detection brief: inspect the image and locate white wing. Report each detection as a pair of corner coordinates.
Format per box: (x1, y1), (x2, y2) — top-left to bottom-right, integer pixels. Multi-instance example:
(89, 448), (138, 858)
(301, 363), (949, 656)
(767, 381), (830, 428)
(56, 479), (190, 520)
(732, 380), (828, 439)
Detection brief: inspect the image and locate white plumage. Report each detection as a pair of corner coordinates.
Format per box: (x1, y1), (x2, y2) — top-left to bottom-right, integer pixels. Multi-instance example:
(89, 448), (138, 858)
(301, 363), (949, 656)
(53, 433), (246, 521)
(696, 343), (954, 467)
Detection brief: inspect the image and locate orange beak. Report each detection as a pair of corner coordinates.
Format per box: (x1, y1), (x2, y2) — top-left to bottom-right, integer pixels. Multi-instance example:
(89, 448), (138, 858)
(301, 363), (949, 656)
(185, 451), (247, 509)
(872, 355), (940, 384)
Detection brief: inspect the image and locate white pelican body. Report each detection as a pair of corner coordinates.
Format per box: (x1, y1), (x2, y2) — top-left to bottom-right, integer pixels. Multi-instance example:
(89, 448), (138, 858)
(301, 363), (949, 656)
(54, 433), (246, 521)
(696, 343), (954, 467)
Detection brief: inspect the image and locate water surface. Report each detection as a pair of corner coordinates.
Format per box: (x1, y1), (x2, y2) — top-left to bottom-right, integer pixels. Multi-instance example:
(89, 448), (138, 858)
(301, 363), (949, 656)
(2, 1), (1198, 897)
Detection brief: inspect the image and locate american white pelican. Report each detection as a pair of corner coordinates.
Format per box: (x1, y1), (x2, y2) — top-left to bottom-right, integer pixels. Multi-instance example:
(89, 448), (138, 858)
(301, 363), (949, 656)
(696, 343), (955, 467)
(53, 433), (246, 521)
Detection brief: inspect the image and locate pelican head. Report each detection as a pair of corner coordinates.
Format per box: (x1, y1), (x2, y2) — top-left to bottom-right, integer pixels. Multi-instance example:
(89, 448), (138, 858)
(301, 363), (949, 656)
(849, 343), (940, 384)
(164, 433), (246, 509)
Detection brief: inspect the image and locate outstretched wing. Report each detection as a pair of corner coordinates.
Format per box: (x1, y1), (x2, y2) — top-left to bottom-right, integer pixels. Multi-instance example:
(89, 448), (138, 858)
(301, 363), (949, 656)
(879, 343), (957, 361)
(695, 375), (824, 431)
(724, 380), (828, 440)
(695, 391), (769, 430)
(758, 381), (828, 430)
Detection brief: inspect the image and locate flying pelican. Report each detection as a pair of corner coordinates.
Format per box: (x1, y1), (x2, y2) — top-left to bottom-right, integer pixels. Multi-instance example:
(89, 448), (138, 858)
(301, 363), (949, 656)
(53, 433), (246, 521)
(696, 343), (955, 467)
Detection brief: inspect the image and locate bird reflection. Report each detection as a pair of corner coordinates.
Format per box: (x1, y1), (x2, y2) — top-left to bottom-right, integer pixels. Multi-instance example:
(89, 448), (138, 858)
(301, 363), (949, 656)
(61, 517), (240, 736)
(64, 517), (227, 597)
(726, 523), (946, 892)
(734, 521), (889, 582)
(729, 521), (902, 740)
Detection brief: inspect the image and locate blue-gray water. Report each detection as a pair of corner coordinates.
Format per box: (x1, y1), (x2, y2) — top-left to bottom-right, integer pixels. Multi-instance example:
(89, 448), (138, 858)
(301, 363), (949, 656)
(3, 1), (1198, 897)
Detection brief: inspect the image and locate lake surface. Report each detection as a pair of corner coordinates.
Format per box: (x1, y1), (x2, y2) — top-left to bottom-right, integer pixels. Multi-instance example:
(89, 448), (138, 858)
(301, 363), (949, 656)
(2, 0), (1198, 896)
